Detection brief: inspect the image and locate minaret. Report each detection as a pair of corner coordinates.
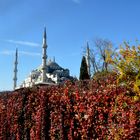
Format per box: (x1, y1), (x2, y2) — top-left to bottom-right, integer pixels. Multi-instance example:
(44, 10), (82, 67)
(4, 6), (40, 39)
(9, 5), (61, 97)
(13, 48), (18, 90)
(42, 27), (47, 82)
(53, 56), (55, 62)
(86, 42), (90, 77)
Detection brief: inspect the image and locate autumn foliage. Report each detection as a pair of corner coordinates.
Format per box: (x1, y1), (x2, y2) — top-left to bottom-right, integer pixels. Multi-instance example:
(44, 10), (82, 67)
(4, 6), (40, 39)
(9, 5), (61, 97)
(107, 43), (140, 99)
(0, 73), (140, 139)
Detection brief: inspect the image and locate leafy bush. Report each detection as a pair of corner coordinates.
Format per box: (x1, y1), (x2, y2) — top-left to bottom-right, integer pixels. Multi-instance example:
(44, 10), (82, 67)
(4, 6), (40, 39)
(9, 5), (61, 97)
(0, 76), (139, 139)
(108, 43), (140, 99)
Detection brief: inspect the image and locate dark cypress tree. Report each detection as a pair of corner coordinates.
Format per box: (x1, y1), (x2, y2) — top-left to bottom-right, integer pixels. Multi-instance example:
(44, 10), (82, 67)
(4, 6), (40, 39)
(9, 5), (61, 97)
(79, 56), (90, 80)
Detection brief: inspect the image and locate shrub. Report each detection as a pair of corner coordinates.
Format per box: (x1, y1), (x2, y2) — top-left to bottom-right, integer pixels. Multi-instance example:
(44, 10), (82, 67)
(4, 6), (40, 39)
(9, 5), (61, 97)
(0, 77), (139, 139)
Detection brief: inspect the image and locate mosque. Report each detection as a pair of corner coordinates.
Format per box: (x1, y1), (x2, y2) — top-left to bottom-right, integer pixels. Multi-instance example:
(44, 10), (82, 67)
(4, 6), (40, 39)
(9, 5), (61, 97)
(13, 28), (73, 90)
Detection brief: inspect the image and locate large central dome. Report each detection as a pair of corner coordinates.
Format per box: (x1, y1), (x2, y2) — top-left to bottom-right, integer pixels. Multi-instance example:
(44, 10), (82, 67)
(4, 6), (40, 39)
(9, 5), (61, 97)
(47, 61), (62, 70)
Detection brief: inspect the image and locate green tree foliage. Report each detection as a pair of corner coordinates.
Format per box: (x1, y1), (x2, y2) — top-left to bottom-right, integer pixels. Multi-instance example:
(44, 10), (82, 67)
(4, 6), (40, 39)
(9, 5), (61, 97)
(79, 56), (90, 80)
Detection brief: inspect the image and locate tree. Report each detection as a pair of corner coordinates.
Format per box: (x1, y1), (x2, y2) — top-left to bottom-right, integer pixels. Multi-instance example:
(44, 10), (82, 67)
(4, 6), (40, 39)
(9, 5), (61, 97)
(83, 39), (117, 78)
(94, 38), (117, 72)
(108, 42), (140, 97)
(79, 56), (90, 80)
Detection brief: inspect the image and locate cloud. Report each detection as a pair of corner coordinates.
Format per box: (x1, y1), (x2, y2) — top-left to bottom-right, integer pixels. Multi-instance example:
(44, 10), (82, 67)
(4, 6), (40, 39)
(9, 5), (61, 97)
(0, 50), (41, 56)
(19, 51), (41, 56)
(6, 39), (40, 47)
(0, 50), (14, 55)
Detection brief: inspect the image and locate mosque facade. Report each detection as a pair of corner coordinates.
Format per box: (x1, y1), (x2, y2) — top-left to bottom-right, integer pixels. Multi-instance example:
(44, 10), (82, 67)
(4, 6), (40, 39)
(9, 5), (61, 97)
(14, 28), (72, 89)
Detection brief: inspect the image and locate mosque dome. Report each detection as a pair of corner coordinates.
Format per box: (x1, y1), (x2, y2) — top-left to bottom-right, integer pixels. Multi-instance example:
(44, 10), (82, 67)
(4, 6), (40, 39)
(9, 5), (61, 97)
(47, 61), (62, 70)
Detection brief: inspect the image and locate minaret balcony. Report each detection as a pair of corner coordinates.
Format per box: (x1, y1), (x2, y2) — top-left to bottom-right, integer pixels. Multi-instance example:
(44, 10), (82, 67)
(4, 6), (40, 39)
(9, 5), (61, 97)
(42, 56), (47, 59)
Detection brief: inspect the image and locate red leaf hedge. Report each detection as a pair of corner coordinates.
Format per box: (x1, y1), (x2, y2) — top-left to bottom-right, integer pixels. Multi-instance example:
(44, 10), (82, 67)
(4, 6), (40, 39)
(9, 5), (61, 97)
(0, 74), (139, 139)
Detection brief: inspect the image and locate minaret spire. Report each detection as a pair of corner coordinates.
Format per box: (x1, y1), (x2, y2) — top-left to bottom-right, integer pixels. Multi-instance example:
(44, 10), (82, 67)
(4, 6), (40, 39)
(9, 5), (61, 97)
(13, 48), (18, 90)
(42, 27), (47, 82)
(86, 42), (90, 78)
(53, 56), (55, 62)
